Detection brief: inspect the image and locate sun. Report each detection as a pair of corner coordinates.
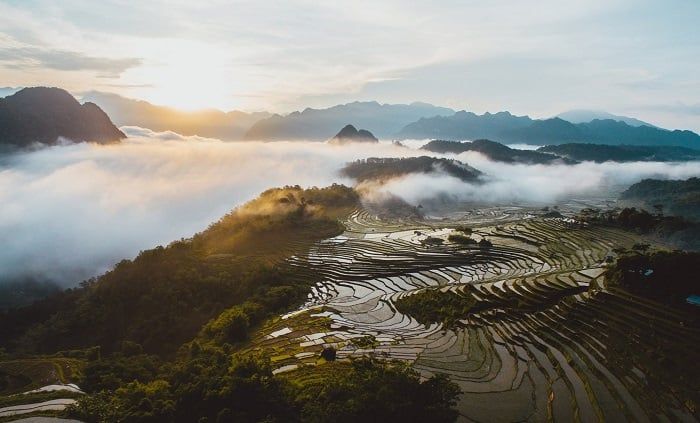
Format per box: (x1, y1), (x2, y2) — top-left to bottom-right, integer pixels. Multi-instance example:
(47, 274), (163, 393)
(124, 41), (242, 112)
(143, 65), (231, 111)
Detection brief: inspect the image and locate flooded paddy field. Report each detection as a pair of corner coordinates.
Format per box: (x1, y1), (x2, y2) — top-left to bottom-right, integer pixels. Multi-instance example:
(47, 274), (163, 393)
(248, 203), (700, 422)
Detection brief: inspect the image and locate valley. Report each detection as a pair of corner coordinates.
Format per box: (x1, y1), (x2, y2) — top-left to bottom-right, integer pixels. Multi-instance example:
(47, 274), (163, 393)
(237, 202), (700, 422)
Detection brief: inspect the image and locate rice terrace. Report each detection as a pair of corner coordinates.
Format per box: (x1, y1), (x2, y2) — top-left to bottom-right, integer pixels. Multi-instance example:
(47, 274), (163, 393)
(2, 1), (700, 422)
(245, 202), (700, 422)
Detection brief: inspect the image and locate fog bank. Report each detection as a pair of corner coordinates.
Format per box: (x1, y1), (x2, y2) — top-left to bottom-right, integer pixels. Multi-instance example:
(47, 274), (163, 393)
(0, 130), (415, 287)
(1, 130), (699, 288)
(379, 150), (700, 206)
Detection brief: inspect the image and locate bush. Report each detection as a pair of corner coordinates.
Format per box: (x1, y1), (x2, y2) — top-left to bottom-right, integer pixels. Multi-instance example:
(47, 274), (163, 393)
(395, 289), (476, 327)
(202, 305), (251, 344)
(448, 234), (476, 245)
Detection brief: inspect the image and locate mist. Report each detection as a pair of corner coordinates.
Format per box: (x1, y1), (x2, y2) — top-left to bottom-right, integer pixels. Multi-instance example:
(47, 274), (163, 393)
(380, 150), (700, 206)
(2, 129), (700, 288)
(0, 129), (417, 287)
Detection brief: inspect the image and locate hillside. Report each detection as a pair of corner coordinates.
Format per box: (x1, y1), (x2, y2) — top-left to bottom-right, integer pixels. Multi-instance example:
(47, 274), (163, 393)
(245, 101), (454, 141)
(82, 91), (270, 140)
(421, 139), (568, 164)
(619, 177), (700, 221)
(341, 156), (481, 184)
(538, 143), (700, 162)
(0, 185), (360, 356)
(0, 87), (125, 149)
(0, 185), (462, 422)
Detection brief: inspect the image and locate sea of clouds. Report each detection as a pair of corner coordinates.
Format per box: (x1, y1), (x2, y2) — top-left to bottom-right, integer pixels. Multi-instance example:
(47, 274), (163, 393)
(2, 127), (700, 288)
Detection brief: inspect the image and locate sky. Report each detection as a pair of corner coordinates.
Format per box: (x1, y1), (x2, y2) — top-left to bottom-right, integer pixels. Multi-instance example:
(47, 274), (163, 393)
(0, 0), (699, 131)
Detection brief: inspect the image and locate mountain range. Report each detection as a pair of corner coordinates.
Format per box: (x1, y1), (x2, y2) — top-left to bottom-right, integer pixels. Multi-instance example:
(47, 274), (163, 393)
(398, 114), (700, 148)
(245, 101), (455, 141)
(396, 111), (532, 141)
(0, 87), (124, 150)
(81, 91), (271, 141)
(555, 109), (656, 128)
(3, 87), (700, 149)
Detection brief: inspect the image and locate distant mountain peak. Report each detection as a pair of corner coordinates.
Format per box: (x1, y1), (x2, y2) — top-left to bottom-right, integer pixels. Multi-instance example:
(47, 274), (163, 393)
(556, 109), (657, 128)
(329, 124), (379, 145)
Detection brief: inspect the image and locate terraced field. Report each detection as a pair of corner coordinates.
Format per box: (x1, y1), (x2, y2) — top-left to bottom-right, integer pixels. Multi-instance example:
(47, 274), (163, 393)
(248, 203), (700, 422)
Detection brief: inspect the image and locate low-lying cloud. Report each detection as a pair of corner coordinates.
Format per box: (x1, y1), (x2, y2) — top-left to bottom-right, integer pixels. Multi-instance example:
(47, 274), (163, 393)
(0, 129), (413, 287)
(381, 150), (700, 206)
(1, 130), (699, 288)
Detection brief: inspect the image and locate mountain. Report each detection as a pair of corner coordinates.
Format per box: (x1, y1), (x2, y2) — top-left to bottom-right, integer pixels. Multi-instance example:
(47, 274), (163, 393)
(396, 110), (533, 141)
(538, 143), (700, 162)
(0, 87), (125, 150)
(82, 91), (270, 140)
(328, 124), (379, 145)
(502, 118), (700, 147)
(398, 110), (700, 148)
(244, 101), (454, 141)
(421, 139), (569, 164)
(556, 109), (657, 128)
(341, 156), (481, 184)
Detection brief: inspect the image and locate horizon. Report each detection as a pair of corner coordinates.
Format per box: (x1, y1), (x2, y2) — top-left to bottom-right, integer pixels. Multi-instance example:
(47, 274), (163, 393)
(0, 86), (696, 134)
(0, 1), (698, 131)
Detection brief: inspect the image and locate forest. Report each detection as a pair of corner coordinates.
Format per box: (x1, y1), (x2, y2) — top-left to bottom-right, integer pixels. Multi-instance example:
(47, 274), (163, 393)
(0, 184), (462, 422)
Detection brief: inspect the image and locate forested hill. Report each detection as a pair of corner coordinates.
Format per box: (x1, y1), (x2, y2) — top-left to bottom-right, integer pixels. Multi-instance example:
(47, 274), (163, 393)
(0, 184), (359, 357)
(537, 143), (700, 162)
(328, 124), (379, 144)
(421, 139), (569, 164)
(341, 156), (481, 184)
(0, 87), (125, 149)
(619, 177), (700, 222)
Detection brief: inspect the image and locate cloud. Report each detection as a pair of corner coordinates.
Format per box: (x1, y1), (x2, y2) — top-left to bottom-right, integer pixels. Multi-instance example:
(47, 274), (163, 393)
(0, 86), (21, 97)
(1, 131), (700, 289)
(0, 131), (414, 287)
(378, 151), (700, 206)
(0, 46), (141, 78)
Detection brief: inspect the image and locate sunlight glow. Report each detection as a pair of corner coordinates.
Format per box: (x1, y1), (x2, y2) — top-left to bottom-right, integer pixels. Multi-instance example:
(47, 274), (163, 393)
(127, 41), (238, 111)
